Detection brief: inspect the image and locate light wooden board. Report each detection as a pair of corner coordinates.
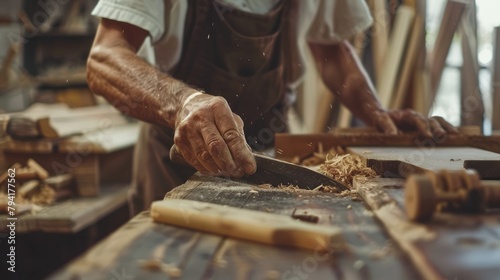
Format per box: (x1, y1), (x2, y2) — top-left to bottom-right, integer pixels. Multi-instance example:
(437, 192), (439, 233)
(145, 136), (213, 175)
(274, 131), (500, 162)
(348, 146), (500, 179)
(355, 177), (500, 280)
(49, 174), (419, 280)
(0, 185), (128, 233)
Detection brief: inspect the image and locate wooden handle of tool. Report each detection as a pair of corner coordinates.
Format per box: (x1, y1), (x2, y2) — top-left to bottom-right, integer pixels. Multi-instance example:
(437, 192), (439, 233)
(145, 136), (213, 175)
(151, 199), (342, 251)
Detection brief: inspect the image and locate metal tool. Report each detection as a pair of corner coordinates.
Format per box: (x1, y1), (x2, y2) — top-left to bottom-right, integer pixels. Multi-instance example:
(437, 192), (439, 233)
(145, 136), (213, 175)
(405, 169), (500, 222)
(170, 144), (347, 190)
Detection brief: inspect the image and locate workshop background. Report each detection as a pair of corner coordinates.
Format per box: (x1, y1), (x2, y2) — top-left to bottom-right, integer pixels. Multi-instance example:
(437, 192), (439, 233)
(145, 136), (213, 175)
(0, 0), (500, 280)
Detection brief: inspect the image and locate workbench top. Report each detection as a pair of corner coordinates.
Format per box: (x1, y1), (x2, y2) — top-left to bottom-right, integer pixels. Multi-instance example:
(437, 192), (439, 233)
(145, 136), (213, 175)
(49, 174), (419, 280)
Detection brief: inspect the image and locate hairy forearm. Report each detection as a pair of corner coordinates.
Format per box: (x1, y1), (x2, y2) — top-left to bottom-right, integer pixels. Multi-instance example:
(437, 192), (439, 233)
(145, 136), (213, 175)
(87, 45), (197, 128)
(309, 41), (385, 126)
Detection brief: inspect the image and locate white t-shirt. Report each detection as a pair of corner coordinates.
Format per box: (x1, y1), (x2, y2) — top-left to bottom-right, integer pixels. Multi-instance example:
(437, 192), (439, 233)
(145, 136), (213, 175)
(92, 0), (372, 85)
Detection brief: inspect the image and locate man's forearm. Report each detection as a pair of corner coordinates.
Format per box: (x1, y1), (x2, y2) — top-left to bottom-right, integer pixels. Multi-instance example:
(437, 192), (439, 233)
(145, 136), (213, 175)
(87, 47), (198, 128)
(87, 19), (199, 129)
(309, 41), (385, 126)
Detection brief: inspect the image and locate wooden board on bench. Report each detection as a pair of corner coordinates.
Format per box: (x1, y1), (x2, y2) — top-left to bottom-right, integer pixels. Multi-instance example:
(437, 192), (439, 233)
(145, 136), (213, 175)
(348, 146), (500, 179)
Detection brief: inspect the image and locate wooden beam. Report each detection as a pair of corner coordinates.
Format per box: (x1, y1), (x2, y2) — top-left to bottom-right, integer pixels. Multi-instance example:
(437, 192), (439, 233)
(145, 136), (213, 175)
(392, 15), (424, 109)
(460, 0), (484, 127)
(428, 0), (469, 112)
(370, 0), (390, 81)
(491, 26), (500, 131)
(377, 5), (415, 108)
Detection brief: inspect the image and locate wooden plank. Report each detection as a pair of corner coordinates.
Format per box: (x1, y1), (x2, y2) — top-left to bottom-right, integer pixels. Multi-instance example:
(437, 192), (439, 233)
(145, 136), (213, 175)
(370, 0), (390, 82)
(491, 26), (500, 131)
(460, 0), (484, 127)
(429, 0), (468, 112)
(348, 146), (500, 179)
(0, 185), (128, 233)
(355, 177), (500, 280)
(392, 15), (424, 109)
(376, 5), (415, 108)
(274, 131), (500, 161)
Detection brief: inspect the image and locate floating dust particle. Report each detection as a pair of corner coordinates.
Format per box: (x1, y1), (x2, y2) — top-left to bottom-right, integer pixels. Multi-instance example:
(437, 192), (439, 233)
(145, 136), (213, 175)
(214, 258), (227, 268)
(139, 259), (182, 277)
(266, 270), (280, 279)
(347, 205), (352, 210)
(353, 260), (366, 270)
(319, 153), (378, 188)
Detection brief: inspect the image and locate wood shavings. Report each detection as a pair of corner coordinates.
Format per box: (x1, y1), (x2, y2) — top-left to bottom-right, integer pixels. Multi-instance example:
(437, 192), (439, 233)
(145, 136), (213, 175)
(249, 189), (258, 194)
(29, 185), (56, 205)
(312, 185), (339, 193)
(319, 153), (378, 188)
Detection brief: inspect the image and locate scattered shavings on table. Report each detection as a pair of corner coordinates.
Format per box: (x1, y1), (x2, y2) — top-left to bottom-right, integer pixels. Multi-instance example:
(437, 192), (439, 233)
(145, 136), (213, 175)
(319, 153), (378, 188)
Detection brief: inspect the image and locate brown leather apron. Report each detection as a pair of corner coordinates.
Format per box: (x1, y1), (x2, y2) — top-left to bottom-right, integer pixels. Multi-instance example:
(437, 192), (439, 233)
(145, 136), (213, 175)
(130, 0), (293, 214)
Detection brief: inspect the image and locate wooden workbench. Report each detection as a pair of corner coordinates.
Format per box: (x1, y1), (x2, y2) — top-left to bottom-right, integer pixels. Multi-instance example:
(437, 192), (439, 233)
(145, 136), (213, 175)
(49, 174), (419, 280)
(0, 186), (130, 280)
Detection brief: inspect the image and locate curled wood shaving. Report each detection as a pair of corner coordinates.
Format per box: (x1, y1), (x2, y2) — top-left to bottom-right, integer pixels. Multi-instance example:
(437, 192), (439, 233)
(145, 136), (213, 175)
(319, 153), (378, 188)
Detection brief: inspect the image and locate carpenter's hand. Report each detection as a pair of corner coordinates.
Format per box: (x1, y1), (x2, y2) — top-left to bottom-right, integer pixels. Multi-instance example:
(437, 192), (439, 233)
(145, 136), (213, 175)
(174, 93), (256, 177)
(371, 109), (459, 137)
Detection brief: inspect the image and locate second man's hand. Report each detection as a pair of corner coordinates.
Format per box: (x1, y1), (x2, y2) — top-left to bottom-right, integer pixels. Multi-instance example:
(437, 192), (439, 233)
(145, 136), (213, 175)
(174, 92), (256, 178)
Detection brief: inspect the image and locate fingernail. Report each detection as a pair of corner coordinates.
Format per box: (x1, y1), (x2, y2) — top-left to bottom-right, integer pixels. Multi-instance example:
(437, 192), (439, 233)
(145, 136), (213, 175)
(244, 163), (256, 174)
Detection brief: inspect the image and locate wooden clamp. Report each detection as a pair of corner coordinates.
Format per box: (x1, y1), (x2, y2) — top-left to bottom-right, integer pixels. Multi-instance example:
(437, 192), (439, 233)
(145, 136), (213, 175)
(405, 169), (500, 222)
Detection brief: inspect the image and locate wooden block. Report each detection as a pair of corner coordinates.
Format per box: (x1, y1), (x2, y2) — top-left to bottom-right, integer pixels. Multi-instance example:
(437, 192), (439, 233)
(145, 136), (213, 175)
(376, 5), (415, 108)
(19, 180), (40, 197)
(16, 167), (38, 180)
(151, 199), (343, 251)
(44, 174), (75, 190)
(28, 158), (49, 180)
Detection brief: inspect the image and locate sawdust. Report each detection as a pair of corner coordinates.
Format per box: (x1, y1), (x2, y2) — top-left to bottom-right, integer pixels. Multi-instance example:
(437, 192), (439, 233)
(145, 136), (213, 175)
(319, 153), (378, 188)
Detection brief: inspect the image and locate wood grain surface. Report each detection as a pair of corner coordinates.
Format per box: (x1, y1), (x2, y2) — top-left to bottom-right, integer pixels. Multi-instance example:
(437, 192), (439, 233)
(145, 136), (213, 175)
(49, 174), (419, 280)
